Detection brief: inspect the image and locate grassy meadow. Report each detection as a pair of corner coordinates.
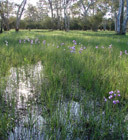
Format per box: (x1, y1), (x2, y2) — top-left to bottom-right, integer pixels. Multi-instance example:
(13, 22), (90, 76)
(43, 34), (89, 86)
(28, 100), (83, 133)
(0, 30), (128, 139)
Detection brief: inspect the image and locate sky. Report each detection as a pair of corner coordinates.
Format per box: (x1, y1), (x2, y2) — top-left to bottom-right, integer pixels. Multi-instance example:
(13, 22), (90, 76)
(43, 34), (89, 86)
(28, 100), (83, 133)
(10, 0), (38, 6)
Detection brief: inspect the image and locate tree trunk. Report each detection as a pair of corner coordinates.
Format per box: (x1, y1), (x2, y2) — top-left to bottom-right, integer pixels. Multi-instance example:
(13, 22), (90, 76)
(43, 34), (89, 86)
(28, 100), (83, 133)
(122, 0), (128, 34)
(117, 0), (124, 34)
(48, 0), (54, 29)
(115, 13), (117, 31)
(0, 19), (3, 33)
(64, 6), (68, 31)
(64, 0), (69, 31)
(55, 0), (60, 30)
(16, 0), (27, 32)
(67, 14), (70, 31)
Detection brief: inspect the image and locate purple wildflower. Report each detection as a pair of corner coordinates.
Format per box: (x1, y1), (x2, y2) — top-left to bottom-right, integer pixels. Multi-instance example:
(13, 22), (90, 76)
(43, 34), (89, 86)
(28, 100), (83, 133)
(57, 46), (59, 48)
(96, 46), (98, 49)
(35, 38), (38, 44)
(117, 90), (120, 93)
(80, 47), (83, 51)
(109, 91), (114, 94)
(116, 100), (119, 103)
(109, 44), (112, 48)
(61, 43), (64, 46)
(70, 50), (75, 53)
(104, 97), (107, 102)
(72, 40), (77, 45)
(43, 40), (46, 45)
(113, 100), (117, 104)
(19, 40), (21, 44)
(31, 40), (33, 45)
(113, 100), (119, 104)
(125, 50), (128, 55)
(79, 51), (82, 53)
(73, 40), (76, 43)
(109, 95), (113, 99)
(118, 94), (121, 97)
(70, 46), (75, 51)
(83, 46), (86, 49)
(114, 94), (116, 97)
(120, 51), (123, 56)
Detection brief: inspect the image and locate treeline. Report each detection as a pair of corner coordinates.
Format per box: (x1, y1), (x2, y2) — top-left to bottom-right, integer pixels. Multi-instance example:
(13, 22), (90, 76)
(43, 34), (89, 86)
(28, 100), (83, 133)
(0, 0), (127, 34)
(8, 16), (115, 31)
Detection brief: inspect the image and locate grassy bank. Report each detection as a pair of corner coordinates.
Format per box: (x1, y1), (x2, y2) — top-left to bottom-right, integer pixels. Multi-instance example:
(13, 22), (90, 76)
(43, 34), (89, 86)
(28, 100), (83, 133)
(0, 30), (128, 139)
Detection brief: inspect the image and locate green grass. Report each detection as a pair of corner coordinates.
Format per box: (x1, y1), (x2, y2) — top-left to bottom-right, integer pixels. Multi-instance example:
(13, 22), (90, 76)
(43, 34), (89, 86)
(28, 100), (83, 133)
(0, 30), (128, 139)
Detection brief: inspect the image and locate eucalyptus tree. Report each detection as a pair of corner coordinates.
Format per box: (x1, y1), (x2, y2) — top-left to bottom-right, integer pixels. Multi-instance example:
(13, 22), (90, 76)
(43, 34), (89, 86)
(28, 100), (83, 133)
(36, 0), (48, 21)
(0, 0), (13, 32)
(48, 0), (54, 20)
(54, 0), (61, 29)
(79, 0), (97, 17)
(15, 0), (27, 31)
(24, 4), (38, 22)
(122, 0), (128, 34)
(116, 0), (124, 34)
(108, 0), (119, 31)
(63, 0), (70, 31)
(115, 0), (128, 35)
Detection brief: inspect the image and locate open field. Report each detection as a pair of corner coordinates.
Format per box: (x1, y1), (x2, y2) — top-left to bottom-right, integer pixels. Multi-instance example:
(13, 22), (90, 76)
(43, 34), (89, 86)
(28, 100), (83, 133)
(0, 30), (128, 140)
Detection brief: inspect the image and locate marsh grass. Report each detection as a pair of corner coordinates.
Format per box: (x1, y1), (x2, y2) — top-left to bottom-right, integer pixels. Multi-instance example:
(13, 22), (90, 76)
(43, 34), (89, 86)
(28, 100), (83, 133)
(0, 30), (128, 139)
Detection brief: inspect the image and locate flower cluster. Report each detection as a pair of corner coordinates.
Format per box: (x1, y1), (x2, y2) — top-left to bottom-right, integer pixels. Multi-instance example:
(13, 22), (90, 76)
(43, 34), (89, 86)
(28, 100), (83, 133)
(19, 38), (41, 45)
(79, 46), (86, 53)
(120, 50), (128, 57)
(61, 42), (64, 46)
(70, 46), (76, 53)
(73, 40), (77, 45)
(104, 90), (121, 104)
(108, 44), (112, 49)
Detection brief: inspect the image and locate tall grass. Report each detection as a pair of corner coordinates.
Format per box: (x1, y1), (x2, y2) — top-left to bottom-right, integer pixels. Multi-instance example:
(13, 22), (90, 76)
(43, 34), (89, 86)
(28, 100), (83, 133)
(0, 30), (128, 139)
